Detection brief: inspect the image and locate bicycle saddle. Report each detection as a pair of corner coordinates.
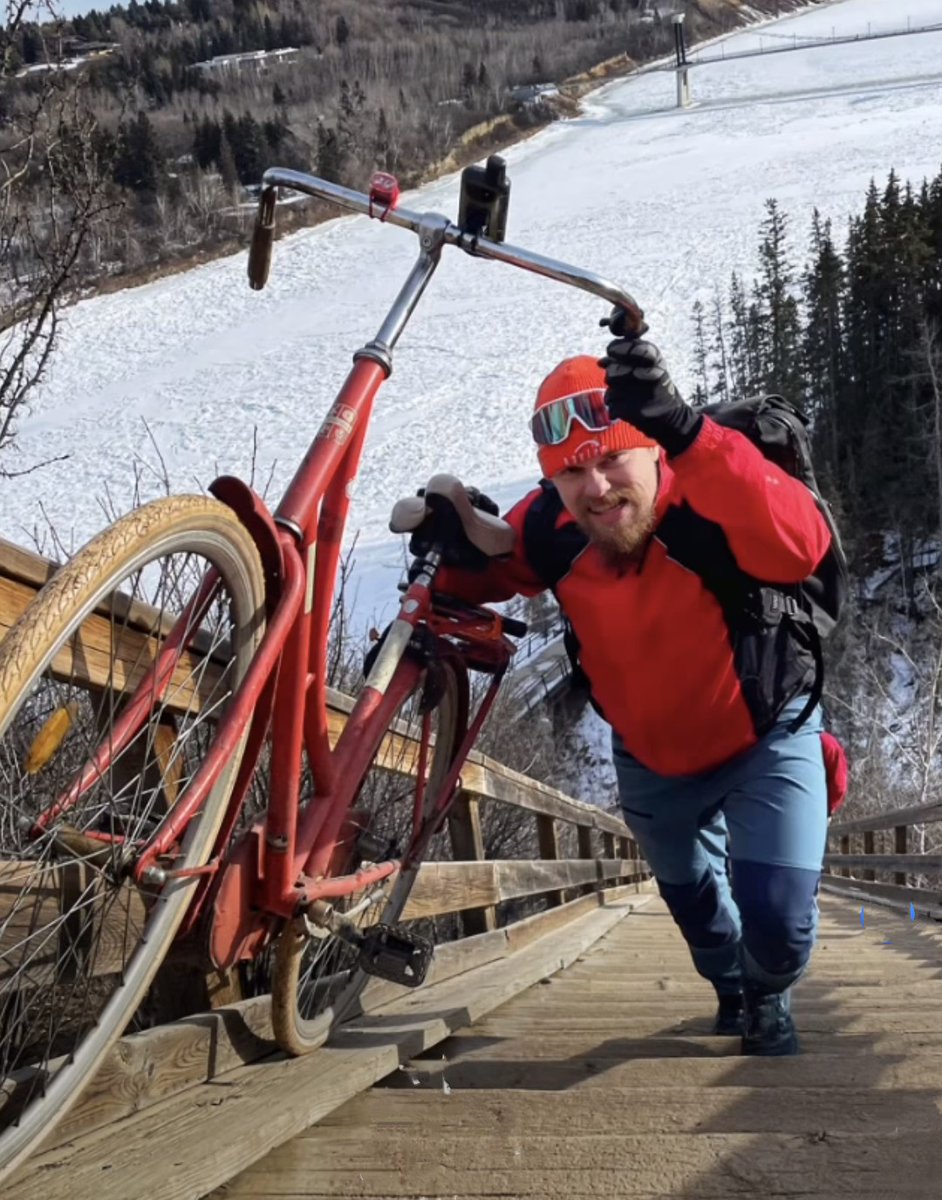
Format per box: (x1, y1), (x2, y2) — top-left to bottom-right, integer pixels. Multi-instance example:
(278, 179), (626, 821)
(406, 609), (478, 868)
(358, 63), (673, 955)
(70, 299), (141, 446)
(389, 474), (516, 558)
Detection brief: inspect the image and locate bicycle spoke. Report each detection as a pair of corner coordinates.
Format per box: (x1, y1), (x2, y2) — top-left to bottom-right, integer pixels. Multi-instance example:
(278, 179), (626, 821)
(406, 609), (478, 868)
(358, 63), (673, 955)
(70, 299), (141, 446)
(1, 506), (264, 1176)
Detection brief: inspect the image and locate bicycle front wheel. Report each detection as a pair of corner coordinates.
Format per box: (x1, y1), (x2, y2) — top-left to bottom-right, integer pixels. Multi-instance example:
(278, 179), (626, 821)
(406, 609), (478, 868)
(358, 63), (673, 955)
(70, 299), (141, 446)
(0, 495), (265, 1183)
(271, 653), (468, 1056)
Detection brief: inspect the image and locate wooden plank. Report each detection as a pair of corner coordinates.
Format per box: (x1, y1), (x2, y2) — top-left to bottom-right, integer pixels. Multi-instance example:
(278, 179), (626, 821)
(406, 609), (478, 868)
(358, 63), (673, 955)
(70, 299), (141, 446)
(3, 897), (640, 1200)
(0, 860), (147, 984)
(216, 1130), (942, 1196)
(535, 813), (562, 908)
(823, 853), (942, 872)
(446, 793), (496, 935)
(471, 1007), (942, 1036)
(291, 1084), (942, 1137)
(863, 829), (876, 880)
(20, 884), (652, 1151)
(820, 874), (942, 916)
(0, 543), (218, 654)
(323, 697), (636, 849)
(896, 825), (909, 886)
(0, 575), (223, 716)
(0, 537), (59, 591)
(460, 753), (627, 837)
(401, 859), (642, 920)
(830, 800), (942, 836)
(576, 824), (594, 899)
(392, 1047), (942, 1093)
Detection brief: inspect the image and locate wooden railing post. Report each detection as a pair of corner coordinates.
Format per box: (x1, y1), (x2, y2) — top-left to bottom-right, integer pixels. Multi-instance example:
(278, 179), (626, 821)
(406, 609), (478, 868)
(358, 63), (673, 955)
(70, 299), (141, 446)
(536, 813), (562, 908)
(447, 791), (496, 934)
(895, 825), (908, 887)
(577, 824), (595, 897)
(864, 830), (876, 882)
(624, 837), (641, 887)
(840, 834), (850, 878)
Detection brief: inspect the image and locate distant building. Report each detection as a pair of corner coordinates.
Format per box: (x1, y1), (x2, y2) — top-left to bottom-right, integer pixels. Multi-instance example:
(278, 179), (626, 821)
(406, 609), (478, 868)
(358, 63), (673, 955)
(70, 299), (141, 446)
(14, 39), (118, 78)
(510, 82), (560, 107)
(190, 47), (300, 76)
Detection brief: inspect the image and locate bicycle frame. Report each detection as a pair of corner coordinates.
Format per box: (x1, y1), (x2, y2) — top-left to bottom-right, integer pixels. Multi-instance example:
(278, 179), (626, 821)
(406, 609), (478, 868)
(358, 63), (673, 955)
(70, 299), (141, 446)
(44, 166), (648, 969)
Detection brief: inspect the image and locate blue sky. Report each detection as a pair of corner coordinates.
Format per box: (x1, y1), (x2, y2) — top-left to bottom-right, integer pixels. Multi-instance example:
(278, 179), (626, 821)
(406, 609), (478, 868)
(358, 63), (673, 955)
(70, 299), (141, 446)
(45, 0), (104, 19)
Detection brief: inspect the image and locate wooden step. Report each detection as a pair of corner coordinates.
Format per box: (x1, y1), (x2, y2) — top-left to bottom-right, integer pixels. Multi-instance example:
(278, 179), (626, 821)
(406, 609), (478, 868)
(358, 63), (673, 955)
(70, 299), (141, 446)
(218, 1127), (942, 1197)
(312, 1084), (942, 1134)
(387, 1047), (942, 1091)
(407, 1025), (942, 1056)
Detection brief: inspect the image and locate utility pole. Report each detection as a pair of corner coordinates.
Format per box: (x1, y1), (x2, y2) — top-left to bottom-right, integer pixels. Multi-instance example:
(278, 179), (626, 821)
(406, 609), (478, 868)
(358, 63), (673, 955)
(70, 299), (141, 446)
(672, 13), (691, 108)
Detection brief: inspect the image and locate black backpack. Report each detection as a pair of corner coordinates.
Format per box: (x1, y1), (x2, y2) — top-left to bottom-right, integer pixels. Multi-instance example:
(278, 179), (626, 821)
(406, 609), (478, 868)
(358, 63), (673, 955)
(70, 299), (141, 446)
(522, 395), (848, 734)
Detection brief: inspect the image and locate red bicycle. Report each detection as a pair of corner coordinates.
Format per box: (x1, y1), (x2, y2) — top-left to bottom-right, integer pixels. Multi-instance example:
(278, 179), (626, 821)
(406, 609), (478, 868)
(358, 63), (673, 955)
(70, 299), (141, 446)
(0, 157), (645, 1179)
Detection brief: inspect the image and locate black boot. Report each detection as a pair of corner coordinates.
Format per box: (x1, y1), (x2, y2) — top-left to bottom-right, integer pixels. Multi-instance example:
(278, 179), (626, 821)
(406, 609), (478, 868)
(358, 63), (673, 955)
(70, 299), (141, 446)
(741, 986), (799, 1056)
(712, 992), (744, 1036)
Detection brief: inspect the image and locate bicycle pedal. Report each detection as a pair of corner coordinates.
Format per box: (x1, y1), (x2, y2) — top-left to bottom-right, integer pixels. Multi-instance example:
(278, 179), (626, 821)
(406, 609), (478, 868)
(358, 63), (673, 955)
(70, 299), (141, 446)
(357, 924), (432, 987)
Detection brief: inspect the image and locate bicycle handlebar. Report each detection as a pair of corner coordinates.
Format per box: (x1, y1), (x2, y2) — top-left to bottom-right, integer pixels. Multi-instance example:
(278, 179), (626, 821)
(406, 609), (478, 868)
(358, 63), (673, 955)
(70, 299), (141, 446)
(248, 167), (646, 335)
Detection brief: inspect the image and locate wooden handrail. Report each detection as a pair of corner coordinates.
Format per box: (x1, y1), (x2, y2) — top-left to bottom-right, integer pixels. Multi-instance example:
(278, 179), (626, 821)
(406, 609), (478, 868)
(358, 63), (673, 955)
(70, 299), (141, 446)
(829, 800), (942, 836)
(0, 533), (646, 973)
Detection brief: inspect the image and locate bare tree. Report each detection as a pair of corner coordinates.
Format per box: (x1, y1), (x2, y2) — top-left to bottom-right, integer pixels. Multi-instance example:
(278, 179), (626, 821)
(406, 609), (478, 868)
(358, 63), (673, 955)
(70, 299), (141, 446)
(0, 0), (114, 475)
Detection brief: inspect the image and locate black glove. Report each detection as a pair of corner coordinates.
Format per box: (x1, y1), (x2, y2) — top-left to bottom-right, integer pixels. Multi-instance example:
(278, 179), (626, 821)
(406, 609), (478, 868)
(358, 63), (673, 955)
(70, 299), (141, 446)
(462, 487), (499, 517)
(599, 336), (703, 459)
(408, 486), (499, 570)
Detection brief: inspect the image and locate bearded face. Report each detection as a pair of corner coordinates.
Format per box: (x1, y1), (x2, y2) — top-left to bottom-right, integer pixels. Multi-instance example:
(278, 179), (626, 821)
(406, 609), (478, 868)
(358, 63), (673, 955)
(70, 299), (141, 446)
(552, 446), (660, 564)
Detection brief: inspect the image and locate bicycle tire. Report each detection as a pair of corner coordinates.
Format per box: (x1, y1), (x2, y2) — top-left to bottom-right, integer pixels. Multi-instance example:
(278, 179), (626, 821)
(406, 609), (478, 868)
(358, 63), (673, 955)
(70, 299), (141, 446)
(0, 495), (265, 1183)
(270, 653), (468, 1056)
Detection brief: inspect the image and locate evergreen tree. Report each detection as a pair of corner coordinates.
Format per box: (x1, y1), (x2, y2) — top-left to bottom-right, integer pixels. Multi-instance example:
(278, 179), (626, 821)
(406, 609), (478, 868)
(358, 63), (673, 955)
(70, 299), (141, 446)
(192, 114), (221, 170)
(222, 111), (265, 185)
(756, 198), (803, 400)
(112, 111), (162, 193)
(316, 120), (342, 182)
(708, 290), (731, 402)
(802, 210), (846, 482)
(19, 24), (43, 66)
(461, 61), (476, 102)
(690, 299), (709, 406)
(728, 272), (760, 397)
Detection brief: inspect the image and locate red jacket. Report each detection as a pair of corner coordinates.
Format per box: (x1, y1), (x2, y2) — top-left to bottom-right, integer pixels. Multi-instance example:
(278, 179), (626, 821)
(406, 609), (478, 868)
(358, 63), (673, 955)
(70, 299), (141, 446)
(441, 417), (832, 776)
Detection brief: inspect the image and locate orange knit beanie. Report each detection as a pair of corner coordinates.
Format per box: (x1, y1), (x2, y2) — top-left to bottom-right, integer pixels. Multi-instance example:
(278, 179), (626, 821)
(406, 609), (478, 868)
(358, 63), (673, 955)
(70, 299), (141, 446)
(533, 355), (656, 478)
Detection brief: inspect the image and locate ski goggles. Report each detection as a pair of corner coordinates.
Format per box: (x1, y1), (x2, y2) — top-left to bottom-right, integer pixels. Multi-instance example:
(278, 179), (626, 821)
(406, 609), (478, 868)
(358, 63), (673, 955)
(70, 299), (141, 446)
(529, 389), (612, 446)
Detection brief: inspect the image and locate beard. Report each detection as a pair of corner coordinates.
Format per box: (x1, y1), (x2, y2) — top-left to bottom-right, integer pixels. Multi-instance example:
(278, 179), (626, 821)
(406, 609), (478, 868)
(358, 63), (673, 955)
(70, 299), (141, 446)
(574, 486), (656, 567)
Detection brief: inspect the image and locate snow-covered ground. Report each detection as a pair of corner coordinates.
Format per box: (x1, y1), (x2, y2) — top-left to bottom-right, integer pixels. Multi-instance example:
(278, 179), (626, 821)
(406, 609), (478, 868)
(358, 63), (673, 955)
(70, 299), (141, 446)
(6, 0), (942, 797)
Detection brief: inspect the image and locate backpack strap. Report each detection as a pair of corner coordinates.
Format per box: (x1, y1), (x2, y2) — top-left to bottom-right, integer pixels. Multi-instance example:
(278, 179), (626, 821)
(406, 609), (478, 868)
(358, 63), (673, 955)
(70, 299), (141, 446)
(657, 502), (822, 734)
(521, 482), (595, 706)
(521, 480), (588, 591)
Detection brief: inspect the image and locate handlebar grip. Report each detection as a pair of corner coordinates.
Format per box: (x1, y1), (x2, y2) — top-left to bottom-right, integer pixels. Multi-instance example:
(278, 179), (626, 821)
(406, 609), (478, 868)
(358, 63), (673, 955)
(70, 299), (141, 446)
(247, 220), (274, 290)
(502, 615), (528, 638)
(247, 187), (277, 291)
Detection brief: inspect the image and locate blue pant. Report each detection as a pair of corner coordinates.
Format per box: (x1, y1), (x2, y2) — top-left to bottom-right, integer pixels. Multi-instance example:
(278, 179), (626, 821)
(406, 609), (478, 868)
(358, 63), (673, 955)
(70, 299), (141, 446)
(612, 699), (828, 996)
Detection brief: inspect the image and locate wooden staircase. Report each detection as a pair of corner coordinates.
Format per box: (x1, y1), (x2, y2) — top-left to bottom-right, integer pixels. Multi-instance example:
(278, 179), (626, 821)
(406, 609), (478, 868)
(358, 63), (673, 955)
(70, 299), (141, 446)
(218, 895), (942, 1199)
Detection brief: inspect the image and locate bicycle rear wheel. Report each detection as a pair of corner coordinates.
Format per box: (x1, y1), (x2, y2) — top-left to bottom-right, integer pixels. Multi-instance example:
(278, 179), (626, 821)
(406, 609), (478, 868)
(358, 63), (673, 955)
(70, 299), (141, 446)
(270, 653), (468, 1056)
(0, 495), (265, 1182)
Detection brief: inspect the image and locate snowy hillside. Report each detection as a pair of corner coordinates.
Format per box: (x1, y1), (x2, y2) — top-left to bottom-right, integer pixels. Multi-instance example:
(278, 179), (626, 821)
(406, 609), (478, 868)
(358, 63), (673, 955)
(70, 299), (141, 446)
(7, 0), (942, 637)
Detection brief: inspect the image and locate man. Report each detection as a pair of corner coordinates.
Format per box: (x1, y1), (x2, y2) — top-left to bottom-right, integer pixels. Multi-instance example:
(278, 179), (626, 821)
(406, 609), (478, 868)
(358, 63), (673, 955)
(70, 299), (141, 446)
(414, 333), (833, 1057)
